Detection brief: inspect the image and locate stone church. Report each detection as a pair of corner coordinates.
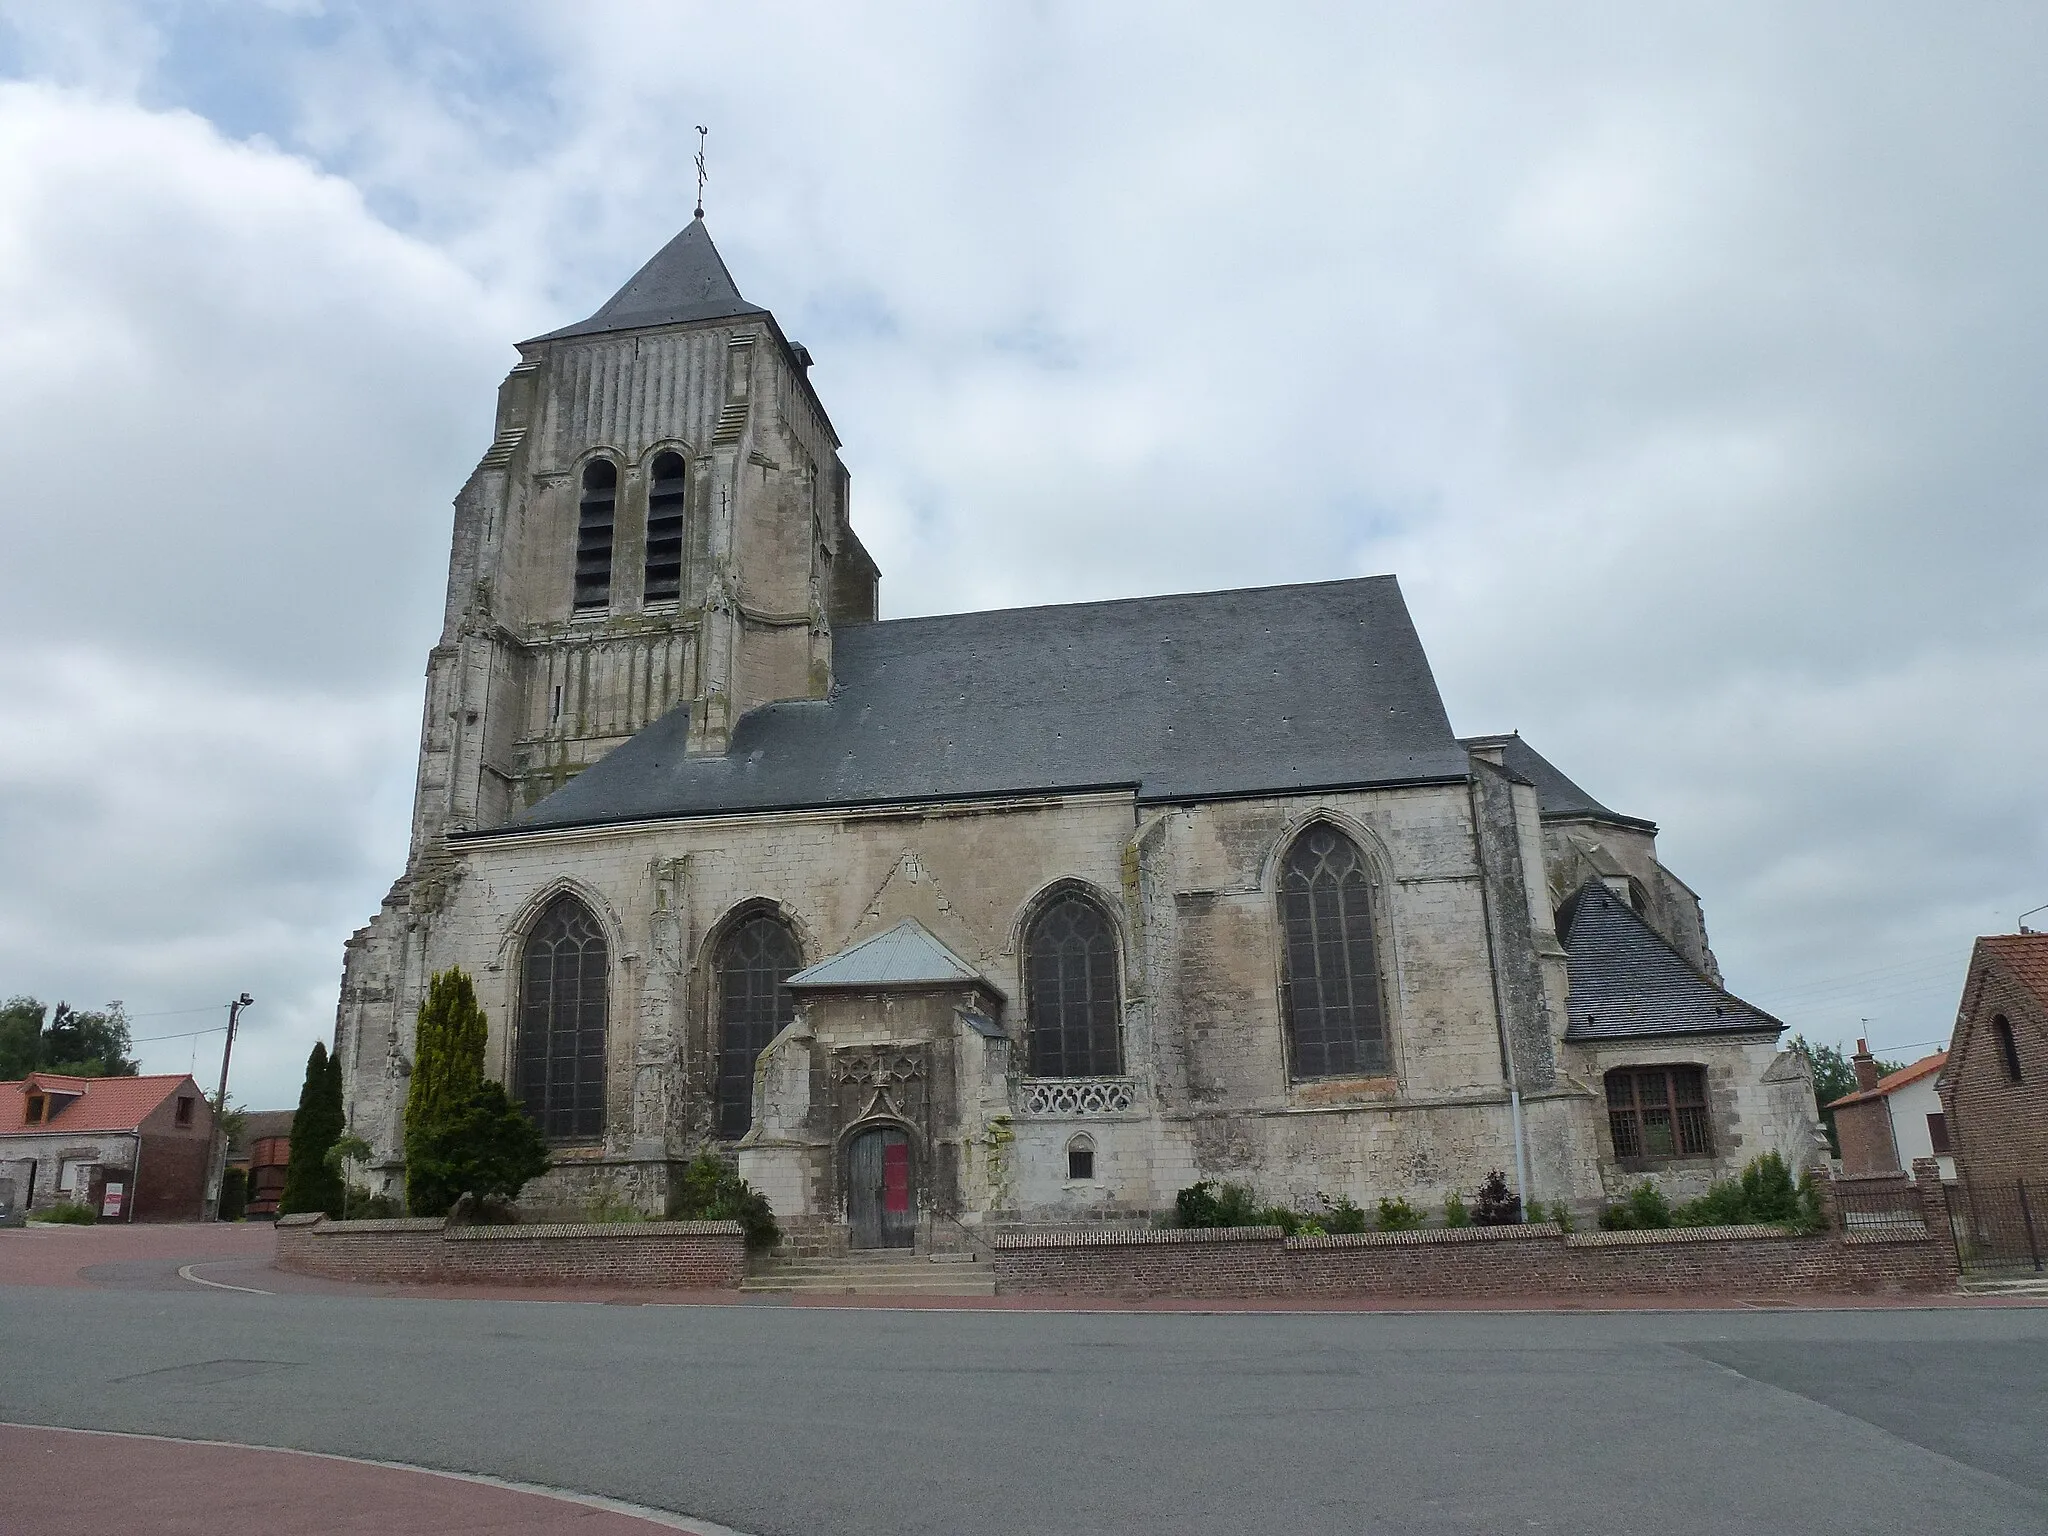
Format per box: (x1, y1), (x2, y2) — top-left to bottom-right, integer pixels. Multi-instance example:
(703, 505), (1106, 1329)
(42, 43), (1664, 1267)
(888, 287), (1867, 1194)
(336, 217), (1821, 1245)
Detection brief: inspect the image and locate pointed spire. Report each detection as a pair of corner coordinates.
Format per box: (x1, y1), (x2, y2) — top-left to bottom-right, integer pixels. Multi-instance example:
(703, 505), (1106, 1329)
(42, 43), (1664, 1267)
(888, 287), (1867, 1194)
(528, 218), (767, 344)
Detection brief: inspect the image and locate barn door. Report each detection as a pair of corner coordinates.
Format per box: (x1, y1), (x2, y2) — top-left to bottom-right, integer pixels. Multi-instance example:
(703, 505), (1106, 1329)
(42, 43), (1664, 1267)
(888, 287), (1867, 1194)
(847, 1126), (915, 1249)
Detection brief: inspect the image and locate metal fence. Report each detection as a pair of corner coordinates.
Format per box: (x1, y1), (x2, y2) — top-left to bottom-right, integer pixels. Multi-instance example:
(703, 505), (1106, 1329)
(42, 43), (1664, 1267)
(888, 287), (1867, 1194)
(1832, 1179), (1930, 1238)
(1945, 1180), (2047, 1278)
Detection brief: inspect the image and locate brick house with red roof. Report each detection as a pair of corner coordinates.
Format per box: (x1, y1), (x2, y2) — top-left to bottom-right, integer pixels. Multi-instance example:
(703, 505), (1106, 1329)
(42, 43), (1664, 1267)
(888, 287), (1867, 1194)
(1938, 934), (2048, 1207)
(0, 1073), (217, 1222)
(1827, 1045), (1954, 1180)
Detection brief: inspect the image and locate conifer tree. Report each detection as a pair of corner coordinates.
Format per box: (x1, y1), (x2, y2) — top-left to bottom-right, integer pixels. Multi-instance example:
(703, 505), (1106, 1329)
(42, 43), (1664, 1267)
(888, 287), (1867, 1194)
(278, 1042), (345, 1217)
(405, 968), (487, 1136)
(405, 967), (530, 1216)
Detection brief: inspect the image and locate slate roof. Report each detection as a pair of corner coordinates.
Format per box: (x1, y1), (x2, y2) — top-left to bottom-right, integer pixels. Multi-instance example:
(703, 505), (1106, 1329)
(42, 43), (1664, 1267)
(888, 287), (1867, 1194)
(1557, 880), (1784, 1041)
(0, 1074), (203, 1136)
(504, 575), (1471, 833)
(1826, 1051), (1947, 1110)
(526, 218), (768, 344)
(786, 919), (984, 989)
(1460, 733), (1654, 831)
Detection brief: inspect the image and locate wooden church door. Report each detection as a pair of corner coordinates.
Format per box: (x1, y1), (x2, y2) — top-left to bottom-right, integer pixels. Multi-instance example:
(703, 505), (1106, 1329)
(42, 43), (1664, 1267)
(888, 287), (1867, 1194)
(847, 1126), (915, 1249)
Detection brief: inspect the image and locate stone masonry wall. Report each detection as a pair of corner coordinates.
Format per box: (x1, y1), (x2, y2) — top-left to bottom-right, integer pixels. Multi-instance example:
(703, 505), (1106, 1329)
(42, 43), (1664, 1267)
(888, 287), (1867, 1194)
(275, 1214), (748, 1289)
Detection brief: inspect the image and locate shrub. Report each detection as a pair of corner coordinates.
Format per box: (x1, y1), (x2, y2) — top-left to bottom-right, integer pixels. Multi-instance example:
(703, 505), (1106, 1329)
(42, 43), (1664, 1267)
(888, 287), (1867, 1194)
(1174, 1180), (1261, 1229)
(405, 1081), (551, 1218)
(278, 1042), (345, 1218)
(586, 1190), (650, 1225)
(1257, 1204), (1305, 1236)
(1470, 1169), (1523, 1226)
(218, 1167), (248, 1222)
(1442, 1192), (1471, 1228)
(1322, 1196), (1369, 1235)
(1376, 1196), (1421, 1232)
(405, 968), (489, 1216)
(38, 1200), (97, 1225)
(1672, 1153), (1825, 1232)
(673, 1153), (780, 1251)
(342, 1187), (403, 1219)
(1599, 1181), (1674, 1231)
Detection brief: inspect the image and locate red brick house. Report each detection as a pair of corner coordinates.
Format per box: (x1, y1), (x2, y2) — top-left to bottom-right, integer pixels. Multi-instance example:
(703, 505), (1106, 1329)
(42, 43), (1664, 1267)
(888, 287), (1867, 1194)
(1938, 934), (2048, 1205)
(0, 1073), (217, 1222)
(1827, 1044), (1953, 1179)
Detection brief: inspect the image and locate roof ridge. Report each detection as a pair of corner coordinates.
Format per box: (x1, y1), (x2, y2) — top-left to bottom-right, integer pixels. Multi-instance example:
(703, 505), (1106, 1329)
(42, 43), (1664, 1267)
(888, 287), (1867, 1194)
(860, 573), (1402, 632)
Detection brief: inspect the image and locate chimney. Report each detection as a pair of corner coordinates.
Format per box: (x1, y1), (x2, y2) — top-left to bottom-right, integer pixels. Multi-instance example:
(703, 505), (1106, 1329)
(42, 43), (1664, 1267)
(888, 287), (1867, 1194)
(1852, 1038), (1881, 1092)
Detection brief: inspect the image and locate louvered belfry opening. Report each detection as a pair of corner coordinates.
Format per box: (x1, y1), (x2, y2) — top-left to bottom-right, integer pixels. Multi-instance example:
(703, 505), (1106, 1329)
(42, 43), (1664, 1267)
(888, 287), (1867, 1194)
(643, 451), (687, 604)
(517, 893), (609, 1140)
(716, 911), (802, 1138)
(1025, 890), (1123, 1077)
(1278, 825), (1388, 1079)
(574, 459), (618, 611)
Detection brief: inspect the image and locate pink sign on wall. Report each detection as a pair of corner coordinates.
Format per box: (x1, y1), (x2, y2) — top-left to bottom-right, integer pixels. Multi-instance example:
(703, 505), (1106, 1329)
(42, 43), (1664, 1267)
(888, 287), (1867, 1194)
(100, 1183), (124, 1219)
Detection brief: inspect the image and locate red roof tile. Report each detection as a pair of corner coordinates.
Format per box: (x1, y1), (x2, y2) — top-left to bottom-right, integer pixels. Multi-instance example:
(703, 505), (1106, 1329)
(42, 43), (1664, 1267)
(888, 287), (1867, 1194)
(1980, 933), (2048, 1009)
(0, 1074), (204, 1135)
(1826, 1050), (1948, 1110)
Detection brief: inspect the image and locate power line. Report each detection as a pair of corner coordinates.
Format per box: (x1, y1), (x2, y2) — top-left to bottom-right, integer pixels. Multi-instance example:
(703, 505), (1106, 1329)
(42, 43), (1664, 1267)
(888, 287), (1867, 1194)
(131, 1025), (229, 1045)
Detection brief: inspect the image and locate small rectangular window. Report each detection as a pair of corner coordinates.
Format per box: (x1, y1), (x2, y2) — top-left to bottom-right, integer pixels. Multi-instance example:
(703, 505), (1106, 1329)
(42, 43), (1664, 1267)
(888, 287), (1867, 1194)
(25, 1094), (45, 1125)
(1606, 1066), (1712, 1161)
(549, 684), (563, 724)
(176, 1096), (195, 1126)
(1926, 1112), (1951, 1155)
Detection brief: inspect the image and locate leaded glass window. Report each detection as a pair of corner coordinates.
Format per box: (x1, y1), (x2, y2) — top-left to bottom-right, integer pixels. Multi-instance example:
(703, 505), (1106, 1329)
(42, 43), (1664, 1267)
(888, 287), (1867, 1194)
(517, 894), (608, 1140)
(1605, 1065), (1712, 1159)
(1278, 826), (1388, 1079)
(1026, 891), (1123, 1077)
(716, 912), (801, 1138)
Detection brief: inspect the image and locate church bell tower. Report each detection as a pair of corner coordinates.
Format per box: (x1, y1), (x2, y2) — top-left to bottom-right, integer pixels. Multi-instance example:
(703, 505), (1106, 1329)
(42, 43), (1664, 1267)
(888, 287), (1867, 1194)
(408, 217), (879, 850)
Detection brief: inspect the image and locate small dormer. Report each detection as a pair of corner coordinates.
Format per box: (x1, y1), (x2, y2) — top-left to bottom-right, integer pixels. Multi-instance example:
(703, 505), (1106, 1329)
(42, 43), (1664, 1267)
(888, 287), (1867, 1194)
(20, 1073), (87, 1126)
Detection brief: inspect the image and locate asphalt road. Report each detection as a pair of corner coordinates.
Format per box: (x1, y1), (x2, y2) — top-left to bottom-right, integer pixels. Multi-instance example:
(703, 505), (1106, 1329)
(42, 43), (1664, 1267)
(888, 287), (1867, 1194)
(4, 1286), (2045, 1536)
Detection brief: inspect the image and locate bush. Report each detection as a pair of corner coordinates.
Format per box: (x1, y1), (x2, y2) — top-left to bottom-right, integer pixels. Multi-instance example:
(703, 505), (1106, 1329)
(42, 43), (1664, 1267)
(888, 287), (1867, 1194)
(1442, 1192), (1471, 1228)
(1672, 1153), (1825, 1232)
(1321, 1196), (1369, 1235)
(342, 1186), (403, 1219)
(1470, 1169), (1523, 1226)
(1174, 1180), (1261, 1229)
(405, 968), (489, 1216)
(38, 1200), (97, 1225)
(1376, 1196), (1421, 1232)
(405, 1081), (551, 1218)
(218, 1167), (248, 1222)
(278, 1042), (345, 1218)
(1600, 1181), (1674, 1231)
(673, 1153), (780, 1251)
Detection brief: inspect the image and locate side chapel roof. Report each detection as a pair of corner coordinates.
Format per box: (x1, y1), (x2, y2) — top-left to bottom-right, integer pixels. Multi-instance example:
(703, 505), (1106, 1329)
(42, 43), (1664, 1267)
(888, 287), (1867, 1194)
(1557, 879), (1783, 1042)
(504, 575), (1471, 833)
(1459, 733), (1656, 831)
(525, 217), (769, 344)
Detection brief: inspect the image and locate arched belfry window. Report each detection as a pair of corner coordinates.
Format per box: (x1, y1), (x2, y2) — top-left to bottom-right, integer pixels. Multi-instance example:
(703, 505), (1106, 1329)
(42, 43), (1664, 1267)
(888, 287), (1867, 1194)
(1025, 889), (1123, 1078)
(1278, 824), (1389, 1079)
(517, 893), (609, 1139)
(715, 911), (802, 1138)
(574, 459), (618, 612)
(643, 451), (687, 604)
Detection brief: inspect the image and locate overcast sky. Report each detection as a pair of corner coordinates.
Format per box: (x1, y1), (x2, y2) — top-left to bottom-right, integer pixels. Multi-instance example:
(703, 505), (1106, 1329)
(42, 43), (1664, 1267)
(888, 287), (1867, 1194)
(1, 1), (2043, 1112)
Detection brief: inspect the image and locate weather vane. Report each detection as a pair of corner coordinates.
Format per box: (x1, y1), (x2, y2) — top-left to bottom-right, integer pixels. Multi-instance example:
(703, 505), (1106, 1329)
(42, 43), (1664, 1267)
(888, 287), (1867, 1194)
(694, 125), (708, 220)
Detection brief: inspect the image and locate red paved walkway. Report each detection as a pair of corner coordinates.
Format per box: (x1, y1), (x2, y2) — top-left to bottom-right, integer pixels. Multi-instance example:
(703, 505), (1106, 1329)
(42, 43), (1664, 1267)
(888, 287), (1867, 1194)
(1, 1424), (728, 1534)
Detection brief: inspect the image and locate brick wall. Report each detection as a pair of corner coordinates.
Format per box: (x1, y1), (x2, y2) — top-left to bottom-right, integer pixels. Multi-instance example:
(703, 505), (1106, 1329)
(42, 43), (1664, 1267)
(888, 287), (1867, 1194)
(1942, 941), (2048, 1199)
(275, 1215), (748, 1289)
(1834, 1097), (1900, 1176)
(135, 1132), (211, 1222)
(993, 1206), (1956, 1300)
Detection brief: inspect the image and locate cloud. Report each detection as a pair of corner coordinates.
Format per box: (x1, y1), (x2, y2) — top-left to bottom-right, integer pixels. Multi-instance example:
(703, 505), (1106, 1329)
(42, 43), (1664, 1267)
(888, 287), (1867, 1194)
(2, 2), (2045, 1107)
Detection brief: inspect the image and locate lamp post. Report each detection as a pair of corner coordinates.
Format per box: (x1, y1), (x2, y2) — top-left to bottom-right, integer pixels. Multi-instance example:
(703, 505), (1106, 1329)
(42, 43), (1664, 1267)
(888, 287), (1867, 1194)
(202, 993), (253, 1221)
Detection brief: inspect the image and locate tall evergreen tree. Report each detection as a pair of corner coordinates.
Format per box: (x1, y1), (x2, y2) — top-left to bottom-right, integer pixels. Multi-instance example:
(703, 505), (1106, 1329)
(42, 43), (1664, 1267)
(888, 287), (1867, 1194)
(278, 1042), (345, 1217)
(405, 968), (491, 1214)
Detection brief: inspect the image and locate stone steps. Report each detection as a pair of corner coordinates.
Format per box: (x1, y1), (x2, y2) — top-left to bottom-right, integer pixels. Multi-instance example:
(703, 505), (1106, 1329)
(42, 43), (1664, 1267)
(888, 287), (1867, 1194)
(1960, 1274), (2048, 1297)
(742, 1252), (997, 1296)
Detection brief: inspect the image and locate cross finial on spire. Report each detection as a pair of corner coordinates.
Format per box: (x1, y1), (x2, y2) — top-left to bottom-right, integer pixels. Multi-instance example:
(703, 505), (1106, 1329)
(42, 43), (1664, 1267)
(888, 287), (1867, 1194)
(694, 125), (708, 220)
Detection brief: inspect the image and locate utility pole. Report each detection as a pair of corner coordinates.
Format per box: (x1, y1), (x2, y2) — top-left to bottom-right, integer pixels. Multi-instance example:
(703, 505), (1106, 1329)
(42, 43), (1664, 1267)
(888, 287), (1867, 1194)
(202, 993), (253, 1221)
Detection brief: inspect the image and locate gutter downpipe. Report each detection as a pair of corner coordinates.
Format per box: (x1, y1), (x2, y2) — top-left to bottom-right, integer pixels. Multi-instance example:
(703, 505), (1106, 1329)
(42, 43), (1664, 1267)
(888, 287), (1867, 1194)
(1470, 774), (1536, 1211)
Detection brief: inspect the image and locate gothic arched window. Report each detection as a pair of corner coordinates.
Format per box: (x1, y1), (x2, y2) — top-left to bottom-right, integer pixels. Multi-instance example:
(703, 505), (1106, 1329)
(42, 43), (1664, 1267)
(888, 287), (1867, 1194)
(715, 911), (802, 1138)
(517, 893), (609, 1140)
(1278, 825), (1389, 1079)
(574, 459), (618, 612)
(1025, 889), (1123, 1078)
(643, 451), (686, 604)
